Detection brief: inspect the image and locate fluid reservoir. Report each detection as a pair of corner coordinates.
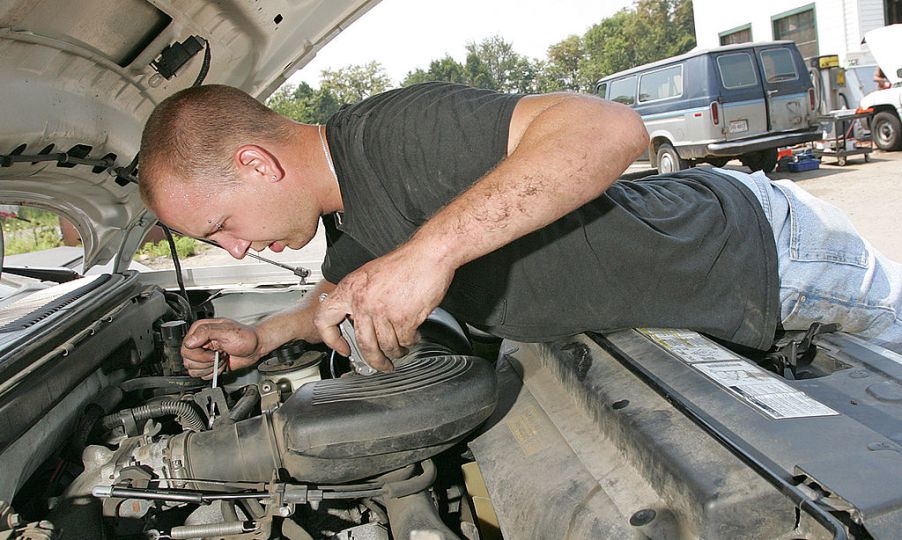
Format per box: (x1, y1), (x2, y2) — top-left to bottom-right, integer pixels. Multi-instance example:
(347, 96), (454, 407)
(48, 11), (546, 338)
(257, 341), (323, 392)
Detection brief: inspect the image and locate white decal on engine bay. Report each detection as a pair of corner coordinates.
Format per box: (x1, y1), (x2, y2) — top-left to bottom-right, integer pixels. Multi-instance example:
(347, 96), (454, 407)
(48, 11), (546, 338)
(639, 329), (839, 419)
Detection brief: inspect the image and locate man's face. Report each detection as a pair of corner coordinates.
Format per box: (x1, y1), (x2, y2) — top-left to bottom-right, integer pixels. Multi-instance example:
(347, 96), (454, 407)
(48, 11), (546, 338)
(152, 175), (320, 259)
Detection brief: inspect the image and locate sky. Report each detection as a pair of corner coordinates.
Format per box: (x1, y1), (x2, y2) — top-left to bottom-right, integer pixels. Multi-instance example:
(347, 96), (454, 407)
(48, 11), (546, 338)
(289, 0), (635, 87)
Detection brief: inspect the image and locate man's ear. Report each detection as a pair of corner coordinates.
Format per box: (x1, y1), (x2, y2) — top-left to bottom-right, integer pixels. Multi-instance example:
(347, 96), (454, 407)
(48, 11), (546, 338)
(235, 145), (284, 182)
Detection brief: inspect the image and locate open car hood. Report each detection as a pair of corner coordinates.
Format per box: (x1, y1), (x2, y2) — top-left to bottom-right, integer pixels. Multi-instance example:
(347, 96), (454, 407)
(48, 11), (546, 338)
(865, 24), (902, 85)
(0, 0), (379, 270)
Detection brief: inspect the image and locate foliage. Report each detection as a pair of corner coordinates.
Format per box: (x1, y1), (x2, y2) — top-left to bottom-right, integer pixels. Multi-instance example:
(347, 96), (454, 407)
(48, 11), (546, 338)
(134, 236), (203, 260)
(265, 1), (696, 114)
(320, 61), (392, 104)
(267, 82), (341, 124)
(402, 55), (468, 86)
(537, 34), (588, 92)
(463, 36), (540, 93)
(2, 208), (65, 256)
(583, 0), (696, 85)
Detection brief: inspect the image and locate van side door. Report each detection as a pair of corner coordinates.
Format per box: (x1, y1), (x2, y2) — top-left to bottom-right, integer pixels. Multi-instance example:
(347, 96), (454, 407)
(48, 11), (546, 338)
(755, 44), (813, 132)
(712, 50), (768, 141)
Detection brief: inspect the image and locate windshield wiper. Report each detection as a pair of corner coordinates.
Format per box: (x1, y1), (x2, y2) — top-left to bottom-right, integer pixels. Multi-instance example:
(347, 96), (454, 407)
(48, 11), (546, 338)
(2, 266), (83, 283)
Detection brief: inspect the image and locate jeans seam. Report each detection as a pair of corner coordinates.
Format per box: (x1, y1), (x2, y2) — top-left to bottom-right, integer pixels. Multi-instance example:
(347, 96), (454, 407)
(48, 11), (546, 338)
(788, 288), (899, 314)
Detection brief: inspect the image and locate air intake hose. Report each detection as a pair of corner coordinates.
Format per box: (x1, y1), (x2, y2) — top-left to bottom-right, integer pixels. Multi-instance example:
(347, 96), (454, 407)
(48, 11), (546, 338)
(177, 320), (497, 483)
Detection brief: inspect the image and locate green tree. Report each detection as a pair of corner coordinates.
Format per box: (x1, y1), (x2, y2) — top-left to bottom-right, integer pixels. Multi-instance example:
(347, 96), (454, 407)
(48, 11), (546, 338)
(320, 61), (392, 104)
(463, 36), (539, 93)
(402, 55), (467, 86)
(266, 82), (340, 124)
(582, 0), (696, 88)
(537, 34), (588, 92)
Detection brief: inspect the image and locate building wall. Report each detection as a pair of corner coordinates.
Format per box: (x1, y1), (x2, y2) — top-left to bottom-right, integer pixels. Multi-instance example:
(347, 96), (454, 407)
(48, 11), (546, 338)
(693, 0), (886, 66)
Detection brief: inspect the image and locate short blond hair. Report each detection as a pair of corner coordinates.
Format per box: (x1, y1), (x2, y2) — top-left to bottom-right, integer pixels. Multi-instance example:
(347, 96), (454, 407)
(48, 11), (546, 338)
(139, 84), (294, 206)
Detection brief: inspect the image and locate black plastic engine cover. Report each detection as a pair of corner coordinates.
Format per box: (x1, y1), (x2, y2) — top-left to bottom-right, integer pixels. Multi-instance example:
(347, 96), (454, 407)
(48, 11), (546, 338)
(273, 353), (497, 482)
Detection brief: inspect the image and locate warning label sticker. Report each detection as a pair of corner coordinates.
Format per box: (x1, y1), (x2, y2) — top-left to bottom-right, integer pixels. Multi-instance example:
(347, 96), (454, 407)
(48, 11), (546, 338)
(637, 328), (738, 363)
(639, 329), (839, 419)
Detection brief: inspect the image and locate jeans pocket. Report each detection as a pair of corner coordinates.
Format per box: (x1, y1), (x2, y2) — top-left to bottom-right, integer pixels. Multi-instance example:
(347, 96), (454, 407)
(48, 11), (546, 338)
(773, 180), (869, 268)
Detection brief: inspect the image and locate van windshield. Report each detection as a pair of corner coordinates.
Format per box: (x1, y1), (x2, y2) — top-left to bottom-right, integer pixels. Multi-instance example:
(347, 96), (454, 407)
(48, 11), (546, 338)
(717, 53), (757, 89)
(759, 48), (798, 83)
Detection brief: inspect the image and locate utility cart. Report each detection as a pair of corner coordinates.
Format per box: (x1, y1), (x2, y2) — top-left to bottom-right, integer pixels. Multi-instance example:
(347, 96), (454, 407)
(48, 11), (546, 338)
(813, 110), (874, 166)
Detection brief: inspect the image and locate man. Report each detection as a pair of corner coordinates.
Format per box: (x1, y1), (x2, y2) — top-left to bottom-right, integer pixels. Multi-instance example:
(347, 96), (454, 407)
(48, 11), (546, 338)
(139, 83), (902, 378)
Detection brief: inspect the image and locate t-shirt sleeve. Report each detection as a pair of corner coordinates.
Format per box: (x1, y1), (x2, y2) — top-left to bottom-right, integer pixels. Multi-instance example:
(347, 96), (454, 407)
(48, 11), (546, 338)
(320, 215), (375, 283)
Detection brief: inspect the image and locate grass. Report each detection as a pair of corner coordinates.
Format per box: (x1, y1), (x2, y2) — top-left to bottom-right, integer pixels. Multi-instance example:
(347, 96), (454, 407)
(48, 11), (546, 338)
(2, 208), (65, 255)
(1, 206), (205, 262)
(134, 236), (203, 260)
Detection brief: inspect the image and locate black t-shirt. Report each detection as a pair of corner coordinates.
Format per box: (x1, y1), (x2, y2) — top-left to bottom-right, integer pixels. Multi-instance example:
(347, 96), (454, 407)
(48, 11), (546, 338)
(322, 82), (779, 350)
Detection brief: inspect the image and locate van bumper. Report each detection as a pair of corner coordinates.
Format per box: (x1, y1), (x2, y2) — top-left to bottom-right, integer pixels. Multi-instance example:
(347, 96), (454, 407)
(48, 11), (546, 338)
(705, 128), (821, 155)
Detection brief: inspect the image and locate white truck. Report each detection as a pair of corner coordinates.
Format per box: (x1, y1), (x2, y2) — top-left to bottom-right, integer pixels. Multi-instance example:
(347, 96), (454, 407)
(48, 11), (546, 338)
(860, 24), (902, 151)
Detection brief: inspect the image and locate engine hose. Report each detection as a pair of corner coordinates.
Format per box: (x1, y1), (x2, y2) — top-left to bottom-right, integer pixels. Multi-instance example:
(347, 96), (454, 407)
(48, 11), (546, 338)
(101, 401), (206, 432)
(382, 460), (437, 499)
(221, 385), (260, 425)
(361, 499), (389, 524)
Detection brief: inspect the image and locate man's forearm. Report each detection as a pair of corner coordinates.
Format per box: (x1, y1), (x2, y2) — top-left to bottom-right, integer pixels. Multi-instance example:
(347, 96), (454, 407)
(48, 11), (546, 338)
(254, 279), (336, 356)
(407, 95), (647, 270)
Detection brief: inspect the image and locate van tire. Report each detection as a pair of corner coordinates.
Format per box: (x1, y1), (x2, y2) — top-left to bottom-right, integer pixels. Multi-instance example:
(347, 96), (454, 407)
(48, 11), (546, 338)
(872, 111), (902, 151)
(656, 144), (687, 173)
(740, 149), (778, 173)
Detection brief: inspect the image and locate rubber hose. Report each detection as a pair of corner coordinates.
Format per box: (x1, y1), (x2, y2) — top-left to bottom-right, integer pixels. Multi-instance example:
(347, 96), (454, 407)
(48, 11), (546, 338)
(101, 401), (206, 432)
(382, 460), (437, 499)
(222, 385), (260, 425)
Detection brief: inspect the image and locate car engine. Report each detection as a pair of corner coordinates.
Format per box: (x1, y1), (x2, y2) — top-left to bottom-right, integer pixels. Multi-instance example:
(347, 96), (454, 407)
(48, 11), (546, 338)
(0, 273), (497, 539)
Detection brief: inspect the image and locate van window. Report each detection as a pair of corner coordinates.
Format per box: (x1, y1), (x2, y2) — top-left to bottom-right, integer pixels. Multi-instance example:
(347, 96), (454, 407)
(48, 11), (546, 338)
(759, 48), (798, 83)
(716, 53), (757, 89)
(596, 82), (607, 98)
(609, 77), (637, 105)
(639, 65), (683, 103)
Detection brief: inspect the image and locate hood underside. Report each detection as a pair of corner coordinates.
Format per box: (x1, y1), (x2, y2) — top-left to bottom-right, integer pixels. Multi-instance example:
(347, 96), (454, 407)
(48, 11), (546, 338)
(865, 24), (902, 85)
(0, 0), (379, 270)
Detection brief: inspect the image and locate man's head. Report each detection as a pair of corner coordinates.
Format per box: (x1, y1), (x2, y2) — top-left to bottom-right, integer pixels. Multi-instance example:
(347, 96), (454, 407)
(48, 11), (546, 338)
(139, 85), (332, 258)
(139, 84), (294, 206)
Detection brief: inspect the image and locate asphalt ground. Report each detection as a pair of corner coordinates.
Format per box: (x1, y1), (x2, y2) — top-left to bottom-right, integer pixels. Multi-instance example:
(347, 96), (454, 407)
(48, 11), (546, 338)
(170, 149), (902, 272)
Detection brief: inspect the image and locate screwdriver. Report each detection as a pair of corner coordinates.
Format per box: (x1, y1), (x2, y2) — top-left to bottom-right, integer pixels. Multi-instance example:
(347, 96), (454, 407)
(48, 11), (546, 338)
(178, 233), (312, 280)
(208, 350), (219, 428)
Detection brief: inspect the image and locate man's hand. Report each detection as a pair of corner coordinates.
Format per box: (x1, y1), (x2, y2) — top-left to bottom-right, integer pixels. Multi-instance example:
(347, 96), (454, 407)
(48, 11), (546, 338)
(181, 318), (263, 379)
(314, 243), (455, 372)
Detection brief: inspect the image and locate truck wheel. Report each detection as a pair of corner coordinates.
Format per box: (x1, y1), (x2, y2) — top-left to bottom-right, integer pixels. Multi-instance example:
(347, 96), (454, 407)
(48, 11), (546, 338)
(656, 143), (687, 173)
(872, 111), (902, 151)
(740, 148), (778, 173)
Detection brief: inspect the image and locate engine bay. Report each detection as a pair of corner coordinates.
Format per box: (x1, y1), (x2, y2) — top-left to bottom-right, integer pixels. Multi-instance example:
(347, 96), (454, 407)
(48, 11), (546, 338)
(1, 271), (901, 539)
(0, 273), (498, 539)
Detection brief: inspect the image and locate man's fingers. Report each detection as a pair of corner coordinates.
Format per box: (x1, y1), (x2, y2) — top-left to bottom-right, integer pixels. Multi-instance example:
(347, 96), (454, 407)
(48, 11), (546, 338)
(374, 318), (407, 360)
(183, 320), (223, 349)
(314, 296), (351, 355)
(352, 316), (393, 372)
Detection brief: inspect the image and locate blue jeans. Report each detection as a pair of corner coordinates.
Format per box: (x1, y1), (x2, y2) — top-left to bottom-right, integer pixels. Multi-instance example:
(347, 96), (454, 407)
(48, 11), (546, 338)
(716, 168), (902, 345)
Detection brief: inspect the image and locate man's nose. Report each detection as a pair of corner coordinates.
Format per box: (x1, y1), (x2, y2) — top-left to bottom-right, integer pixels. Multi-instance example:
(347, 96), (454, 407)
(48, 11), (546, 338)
(218, 237), (251, 259)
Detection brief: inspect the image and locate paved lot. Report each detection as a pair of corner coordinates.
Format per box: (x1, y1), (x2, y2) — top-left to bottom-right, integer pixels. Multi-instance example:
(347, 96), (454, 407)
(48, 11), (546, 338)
(776, 150), (902, 261)
(172, 150), (902, 272)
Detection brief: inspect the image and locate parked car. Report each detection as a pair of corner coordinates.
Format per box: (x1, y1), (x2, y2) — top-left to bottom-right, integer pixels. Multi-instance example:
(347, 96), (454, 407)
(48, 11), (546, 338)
(859, 24), (902, 151)
(1, 2), (901, 539)
(596, 41), (821, 173)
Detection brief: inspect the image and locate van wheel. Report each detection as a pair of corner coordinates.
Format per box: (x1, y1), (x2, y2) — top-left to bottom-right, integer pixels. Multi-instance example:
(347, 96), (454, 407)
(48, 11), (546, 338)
(657, 144), (687, 173)
(872, 111), (902, 151)
(740, 149), (778, 173)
